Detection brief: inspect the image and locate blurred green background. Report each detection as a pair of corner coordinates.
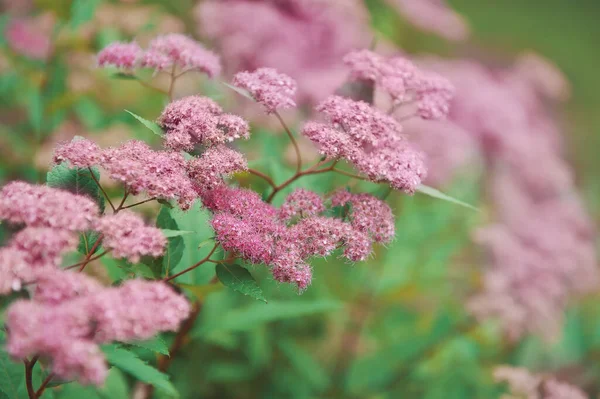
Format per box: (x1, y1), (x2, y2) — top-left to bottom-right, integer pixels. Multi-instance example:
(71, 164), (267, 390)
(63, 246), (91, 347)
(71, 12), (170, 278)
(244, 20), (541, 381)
(0, 1), (599, 398)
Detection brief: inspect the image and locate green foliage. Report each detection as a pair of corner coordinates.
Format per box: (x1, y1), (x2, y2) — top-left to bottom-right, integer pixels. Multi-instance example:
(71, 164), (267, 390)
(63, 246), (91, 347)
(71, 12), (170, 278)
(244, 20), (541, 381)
(216, 264), (267, 303)
(69, 0), (101, 29)
(127, 336), (170, 356)
(46, 163), (105, 213)
(143, 206), (185, 278)
(125, 110), (164, 137)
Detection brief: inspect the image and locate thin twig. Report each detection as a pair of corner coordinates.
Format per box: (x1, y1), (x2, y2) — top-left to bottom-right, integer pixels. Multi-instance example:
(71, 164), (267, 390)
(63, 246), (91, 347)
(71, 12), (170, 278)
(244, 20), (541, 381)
(274, 111), (302, 173)
(163, 243), (220, 282)
(79, 235), (104, 272)
(64, 250), (108, 270)
(167, 64), (177, 102)
(35, 373), (54, 398)
(115, 191), (129, 213)
(265, 159), (337, 203)
(23, 356), (38, 399)
(88, 167), (115, 212)
(247, 169), (277, 188)
(331, 168), (369, 181)
(120, 197), (158, 210)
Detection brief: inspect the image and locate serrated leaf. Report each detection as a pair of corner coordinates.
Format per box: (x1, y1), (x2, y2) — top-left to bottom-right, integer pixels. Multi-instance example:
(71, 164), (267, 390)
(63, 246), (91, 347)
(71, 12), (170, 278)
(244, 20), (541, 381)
(128, 336), (169, 356)
(416, 184), (479, 212)
(221, 82), (255, 101)
(0, 348), (24, 399)
(125, 110), (163, 137)
(160, 229), (195, 238)
(178, 283), (223, 301)
(143, 207), (184, 278)
(216, 264), (267, 303)
(111, 72), (138, 81)
(47, 163), (105, 213)
(102, 345), (177, 397)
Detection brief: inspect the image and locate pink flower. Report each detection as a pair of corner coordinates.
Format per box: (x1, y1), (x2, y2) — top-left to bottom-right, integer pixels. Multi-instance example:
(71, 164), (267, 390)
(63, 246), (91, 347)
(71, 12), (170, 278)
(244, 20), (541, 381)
(271, 256), (312, 291)
(494, 366), (588, 399)
(9, 227), (78, 268)
(0, 248), (33, 294)
(100, 141), (197, 209)
(53, 137), (101, 168)
(232, 68), (297, 113)
(51, 340), (108, 386)
(158, 96), (250, 151)
(34, 269), (103, 305)
(5, 18), (52, 60)
(141, 34), (221, 77)
(211, 213), (275, 264)
(0, 181), (99, 231)
(91, 280), (191, 342)
(278, 188), (325, 222)
(95, 211), (167, 263)
(188, 145), (248, 190)
(97, 41), (142, 69)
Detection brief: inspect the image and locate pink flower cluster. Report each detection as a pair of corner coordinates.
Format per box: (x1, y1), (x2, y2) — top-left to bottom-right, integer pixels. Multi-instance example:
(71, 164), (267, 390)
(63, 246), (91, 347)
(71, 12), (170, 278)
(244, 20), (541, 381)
(344, 49), (455, 120)
(302, 95), (427, 193)
(158, 96), (250, 152)
(232, 68), (297, 113)
(5, 18), (52, 60)
(494, 366), (587, 399)
(6, 277), (190, 385)
(197, 0), (369, 103)
(188, 145), (248, 191)
(203, 186), (394, 291)
(97, 33), (221, 77)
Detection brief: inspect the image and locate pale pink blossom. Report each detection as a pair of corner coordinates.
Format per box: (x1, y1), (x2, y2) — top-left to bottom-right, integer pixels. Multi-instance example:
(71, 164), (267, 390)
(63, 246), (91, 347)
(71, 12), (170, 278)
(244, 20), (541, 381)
(97, 41), (142, 69)
(0, 248), (33, 294)
(5, 18), (52, 60)
(34, 270), (103, 305)
(188, 145), (248, 190)
(95, 211), (166, 263)
(0, 181), (99, 231)
(51, 340), (108, 386)
(9, 227), (78, 268)
(53, 137), (101, 168)
(232, 68), (297, 113)
(278, 188), (325, 221)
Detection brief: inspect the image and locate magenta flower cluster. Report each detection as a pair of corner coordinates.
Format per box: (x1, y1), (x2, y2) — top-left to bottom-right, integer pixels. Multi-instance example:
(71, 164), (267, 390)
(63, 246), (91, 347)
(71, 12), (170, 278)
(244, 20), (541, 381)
(232, 68), (297, 113)
(97, 33), (221, 77)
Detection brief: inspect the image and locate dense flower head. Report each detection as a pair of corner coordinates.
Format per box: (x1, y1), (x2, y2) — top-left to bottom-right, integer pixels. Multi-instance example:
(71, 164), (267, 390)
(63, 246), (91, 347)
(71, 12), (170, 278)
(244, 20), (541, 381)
(53, 137), (101, 168)
(271, 254), (312, 291)
(344, 49), (455, 120)
(0, 181), (99, 230)
(188, 145), (248, 190)
(278, 188), (325, 222)
(141, 34), (221, 77)
(158, 96), (250, 152)
(91, 280), (191, 342)
(34, 270), (103, 305)
(494, 366), (588, 399)
(331, 190), (395, 243)
(5, 18), (52, 60)
(95, 211), (167, 263)
(51, 341), (108, 386)
(9, 227), (78, 268)
(201, 186), (278, 225)
(211, 213), (275, 264)
(100, 140), (197, 209)
(303, 95), (427, 193)
(232, 68), (297, 113)
(97, 41), (142, 69)
(0, 248), (32, 294)
(385, 0), (470, 41)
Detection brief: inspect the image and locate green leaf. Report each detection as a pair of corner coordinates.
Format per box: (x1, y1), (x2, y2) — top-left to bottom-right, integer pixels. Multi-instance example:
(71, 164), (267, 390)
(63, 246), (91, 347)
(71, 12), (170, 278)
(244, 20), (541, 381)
(160, 229), (195, 238)
(197, 237), (214, 249)
(157, 199), (174, 209)
(178, 283), (223, 301)
(99, 368), (129, 399)
(125, 110), (164, 137)
(47, 162), (105, 213)
(278, 340), (329, 391)
(216, 264), (267, 303)
(221, 82), (255, 101)
(77, 230), (102, 255)
(0, 349), (23, 399)
(69, 0), (100, 29)
(102, 345), (177, 397)
(55, 383), (102, 399)
(143, 207), (185, 278)
(416, 184), (479, 212)
(111, 72), (138, 81)
(128, 336), (169, 356)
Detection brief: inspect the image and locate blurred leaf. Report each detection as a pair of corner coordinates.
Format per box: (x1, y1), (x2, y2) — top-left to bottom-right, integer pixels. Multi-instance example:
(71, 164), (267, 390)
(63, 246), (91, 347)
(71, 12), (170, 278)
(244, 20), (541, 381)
(27, 87), (43, 136)
(69, 0), (100, 29)
(125, 110), (163, 137)
(178, 283), (223, 301)
(47, 164), (105, 213)
(222, 82), (254, 101)
(74, 97), (105, 130)
(216, 264), (267, 303)
(102, 345), (177, 397)
(55, 384), (102, 399)
(143, 206), (185, 278)
(77, 231), (102, 256)
(127, 336), (169, 356)
(0, 348), (23, 399)
(416, 185), (479, 212)
(111, 73), (138, 81)
(278, 340), (329, 392)
(99, 368), (129, 399)
(161, 229), (195, 238)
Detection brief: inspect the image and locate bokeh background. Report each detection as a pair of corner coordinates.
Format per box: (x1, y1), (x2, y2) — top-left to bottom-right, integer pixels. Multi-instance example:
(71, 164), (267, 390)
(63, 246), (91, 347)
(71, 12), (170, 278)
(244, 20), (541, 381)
(1, 1), (599, 398)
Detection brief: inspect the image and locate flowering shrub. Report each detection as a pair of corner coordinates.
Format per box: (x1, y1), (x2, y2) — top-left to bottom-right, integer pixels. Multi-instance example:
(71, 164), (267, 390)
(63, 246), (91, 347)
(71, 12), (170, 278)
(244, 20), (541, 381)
(0, 1), (597, 399)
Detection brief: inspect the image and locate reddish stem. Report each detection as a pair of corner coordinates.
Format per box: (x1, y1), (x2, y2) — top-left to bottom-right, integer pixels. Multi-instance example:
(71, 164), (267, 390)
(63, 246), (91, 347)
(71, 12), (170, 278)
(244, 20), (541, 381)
(163, 243), (220, 282)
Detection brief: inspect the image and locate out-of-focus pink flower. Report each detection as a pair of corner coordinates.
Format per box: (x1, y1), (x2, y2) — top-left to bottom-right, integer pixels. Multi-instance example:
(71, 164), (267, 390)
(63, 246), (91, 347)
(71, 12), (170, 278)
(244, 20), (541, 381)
(197, 0), (369, 104)
(95, 211), (166, 263)
(51, 340), (108, 386)
(232, 68), (297, 113)
(100, 141), (198, 209)
(34, 269), (103, 305)
(278, 188), (325, 222)
(97, 42), (143, 69)
(494, 366), (588, 399)
(0, 181), (99, 231)
(385, 0), (470, 41)
(9, 227), (78, 268)
(158, 96), (250, 152)
(515, 51), (571, 101)
(141, 33), (221, 77)
(188, 145), (248, 190)
(5, 18), (52, 60)
(303, 95), (427, 193)
(53, 137), (101, 169)
(0, 248), (33, 294)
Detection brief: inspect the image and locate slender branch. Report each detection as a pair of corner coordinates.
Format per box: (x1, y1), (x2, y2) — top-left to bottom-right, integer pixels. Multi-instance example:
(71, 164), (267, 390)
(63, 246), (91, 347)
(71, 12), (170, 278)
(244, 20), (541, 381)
(23, 356), (38, 399)
(274, 111), (302, 173)
(35, 373), (54, 398)
(163, 243), (220, 282)
(120, 197), (158, 210)
(167, 64), (177, 102)
(79, 235), (104, 272)
(115, 191), (129, 213)
(331, 168), (369, 181)
(64, 250), (108, 270)
(88, 167), (115, 212)
(265, 159), (337, 203)
(247, 169), (277, 188)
